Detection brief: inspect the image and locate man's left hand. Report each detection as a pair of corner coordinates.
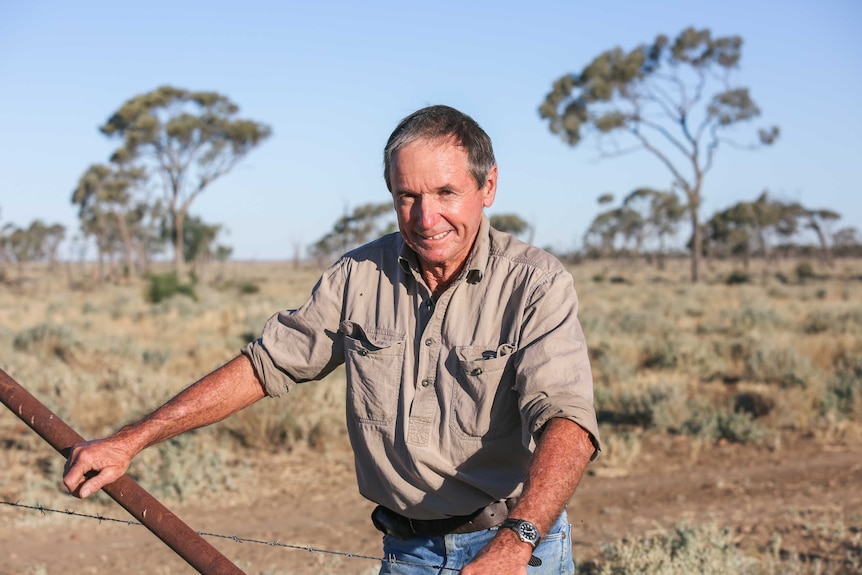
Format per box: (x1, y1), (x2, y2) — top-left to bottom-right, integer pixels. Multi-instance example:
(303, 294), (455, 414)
(460, 528), (533, 575)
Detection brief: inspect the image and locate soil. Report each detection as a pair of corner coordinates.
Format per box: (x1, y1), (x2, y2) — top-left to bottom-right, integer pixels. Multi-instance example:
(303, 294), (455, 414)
(2, 433), (861, 574)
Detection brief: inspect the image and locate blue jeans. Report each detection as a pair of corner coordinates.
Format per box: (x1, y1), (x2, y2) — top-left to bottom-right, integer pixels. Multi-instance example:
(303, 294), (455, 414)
(378, 510), (575, 574)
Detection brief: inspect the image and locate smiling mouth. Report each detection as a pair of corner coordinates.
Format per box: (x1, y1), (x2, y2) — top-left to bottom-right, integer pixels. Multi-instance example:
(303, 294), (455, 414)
(419, 231), (450, 241)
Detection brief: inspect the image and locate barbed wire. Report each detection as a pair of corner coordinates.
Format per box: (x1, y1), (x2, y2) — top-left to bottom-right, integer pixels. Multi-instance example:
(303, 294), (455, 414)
(1, 500), (459, 572)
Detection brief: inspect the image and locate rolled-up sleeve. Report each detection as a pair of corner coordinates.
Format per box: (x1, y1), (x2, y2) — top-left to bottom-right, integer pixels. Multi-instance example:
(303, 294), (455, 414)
(515, 268), (601, 458)
(241, 259), (348, 398)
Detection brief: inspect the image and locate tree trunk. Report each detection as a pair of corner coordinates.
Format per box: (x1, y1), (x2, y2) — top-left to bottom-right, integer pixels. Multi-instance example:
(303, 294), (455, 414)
(113, 212), (136, 279)
(173, 210), (185, 279)
(690, 208), (701, 283)
(809, 220), (833, 266)
(96, 233), (106, 283)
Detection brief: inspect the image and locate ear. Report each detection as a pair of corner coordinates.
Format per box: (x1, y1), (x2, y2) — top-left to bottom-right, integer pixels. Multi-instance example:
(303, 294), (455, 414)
(482, 165), (498, 208)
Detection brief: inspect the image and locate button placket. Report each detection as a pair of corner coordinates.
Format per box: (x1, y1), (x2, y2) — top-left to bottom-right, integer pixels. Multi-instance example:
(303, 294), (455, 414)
(407, 289), (449, 446)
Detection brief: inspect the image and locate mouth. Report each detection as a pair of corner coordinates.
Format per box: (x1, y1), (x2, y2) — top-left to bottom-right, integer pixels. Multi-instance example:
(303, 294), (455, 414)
(417, 230), (450, 242)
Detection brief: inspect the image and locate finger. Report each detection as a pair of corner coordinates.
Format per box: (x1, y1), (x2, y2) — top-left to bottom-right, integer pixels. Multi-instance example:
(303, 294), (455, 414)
(63, 444), (99, 495)
(78, 466), (124, 499)
(63, 452), (88, 494)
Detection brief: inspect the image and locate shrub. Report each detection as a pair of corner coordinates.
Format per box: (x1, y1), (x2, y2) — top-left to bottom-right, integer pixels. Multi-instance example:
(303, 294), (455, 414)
(743, 342), (812, 388)
(13, 324), (81, 363)
(679, 399), (770, 444)
(145, 272), (197, 304)
(802, 308), (862, 335)
(237, 280), (261, 295)
(641, 339), (679, 370)
(726, 270), (751, 285)
(733, 391), (775, 418)
(821, 355), (862, 420)
(132, 431), (248, 503)
(588, 523), (750, 575)
(599, 383), (689, 432)
(728, 307), (784, 334)
(795, 261), (815, 283)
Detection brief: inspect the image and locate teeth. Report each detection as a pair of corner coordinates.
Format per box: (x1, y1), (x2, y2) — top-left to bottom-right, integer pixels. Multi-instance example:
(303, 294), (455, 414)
(423, 231), (448, 240)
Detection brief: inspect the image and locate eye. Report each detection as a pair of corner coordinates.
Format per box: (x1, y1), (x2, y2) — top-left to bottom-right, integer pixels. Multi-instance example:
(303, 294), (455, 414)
(395, 192), (415, 205)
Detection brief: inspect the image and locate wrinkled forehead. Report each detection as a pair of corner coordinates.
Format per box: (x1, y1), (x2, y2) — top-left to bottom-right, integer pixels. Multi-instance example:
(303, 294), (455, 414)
(388, 138), (472, 189)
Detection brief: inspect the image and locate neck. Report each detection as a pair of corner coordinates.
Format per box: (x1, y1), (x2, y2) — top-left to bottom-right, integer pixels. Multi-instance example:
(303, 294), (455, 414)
(421, 265), (461, 299)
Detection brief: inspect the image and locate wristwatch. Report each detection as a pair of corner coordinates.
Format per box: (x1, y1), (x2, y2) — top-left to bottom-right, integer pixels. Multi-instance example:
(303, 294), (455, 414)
(500, 518), (541, 548)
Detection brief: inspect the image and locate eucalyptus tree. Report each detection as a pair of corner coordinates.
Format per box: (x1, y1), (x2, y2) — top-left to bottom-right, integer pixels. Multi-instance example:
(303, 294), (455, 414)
(100, 86), (271, 277)
(309, 202), (395, 263)
(623, 187), (686, 267)
(489, 213), (532, 241)
(539, 27), (779, 281)
(703, 192), (798, 266)
(583, 205), (643, 258)
(790, 205), (841, 264)
(0, 220), (66, 270)
(72, 163), (146, 278)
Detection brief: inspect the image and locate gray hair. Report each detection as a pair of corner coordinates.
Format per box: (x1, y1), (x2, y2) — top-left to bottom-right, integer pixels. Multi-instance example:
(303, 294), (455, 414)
(383, 105), (496, 191)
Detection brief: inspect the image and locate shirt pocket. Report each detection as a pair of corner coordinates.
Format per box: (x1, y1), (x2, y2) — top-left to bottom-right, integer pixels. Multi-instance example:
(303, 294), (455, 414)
(452, 344), (520, 440)
(340, 321), (405, 425)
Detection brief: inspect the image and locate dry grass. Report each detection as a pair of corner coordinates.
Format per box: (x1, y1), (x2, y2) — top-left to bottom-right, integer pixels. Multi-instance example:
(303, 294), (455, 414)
(3, 258), (861, 486)
(1, 257), (861, 574)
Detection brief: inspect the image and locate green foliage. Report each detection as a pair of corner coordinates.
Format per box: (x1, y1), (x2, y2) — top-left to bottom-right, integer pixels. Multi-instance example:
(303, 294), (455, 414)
(100, 85), (271, 276)
(237, 281), (261, 294)
(704, 191), (800, 263)
(71, 163), (151, 278)
(795, 261), (815, 282)
(681, 402), (770, 444)
(145, 271), (197, 303)
(584, 188), (686, 263)
(539, 27), (778, 282)
(599, 383), (687, 431)
(309, 202), (395, 261)
(489, 213), (531, 237)
(726, 270), (751, 285)
(0, 220), (66, 265)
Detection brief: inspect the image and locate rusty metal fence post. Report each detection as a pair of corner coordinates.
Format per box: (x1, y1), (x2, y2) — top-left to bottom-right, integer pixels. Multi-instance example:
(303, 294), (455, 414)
(0, 368), (246, 575)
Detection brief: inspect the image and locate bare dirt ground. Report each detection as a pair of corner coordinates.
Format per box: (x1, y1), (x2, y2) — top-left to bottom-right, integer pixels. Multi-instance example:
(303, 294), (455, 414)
(2, 432), (861, 574)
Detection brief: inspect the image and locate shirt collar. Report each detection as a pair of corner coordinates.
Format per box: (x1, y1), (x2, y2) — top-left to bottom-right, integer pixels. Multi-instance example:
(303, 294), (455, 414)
(397, 215), (489, 285)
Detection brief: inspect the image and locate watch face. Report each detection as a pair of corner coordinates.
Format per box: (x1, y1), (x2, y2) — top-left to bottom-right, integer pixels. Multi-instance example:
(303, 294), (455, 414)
(518, 522), (539, 542)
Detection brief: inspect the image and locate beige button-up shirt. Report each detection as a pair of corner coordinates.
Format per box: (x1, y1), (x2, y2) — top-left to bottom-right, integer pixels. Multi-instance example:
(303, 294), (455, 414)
(242, 216), (600, 519)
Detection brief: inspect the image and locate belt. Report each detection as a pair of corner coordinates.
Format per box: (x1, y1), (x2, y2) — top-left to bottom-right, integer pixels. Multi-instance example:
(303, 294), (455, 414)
(371, 499), (516, 539)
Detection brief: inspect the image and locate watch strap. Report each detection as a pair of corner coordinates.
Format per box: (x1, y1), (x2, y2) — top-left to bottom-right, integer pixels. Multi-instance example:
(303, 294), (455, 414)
(500, 518), (542, 549)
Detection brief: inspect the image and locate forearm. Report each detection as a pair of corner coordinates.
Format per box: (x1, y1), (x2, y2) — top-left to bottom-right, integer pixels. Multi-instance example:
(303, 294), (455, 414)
(508, 417), (594, 534)
(114, 354), (265, 455)
(64, 354), (265, 498)
(462, 417), (595, 574)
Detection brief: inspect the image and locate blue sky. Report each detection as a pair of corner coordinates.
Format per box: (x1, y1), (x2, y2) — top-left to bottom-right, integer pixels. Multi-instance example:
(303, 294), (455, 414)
(1, 0), (860, 259)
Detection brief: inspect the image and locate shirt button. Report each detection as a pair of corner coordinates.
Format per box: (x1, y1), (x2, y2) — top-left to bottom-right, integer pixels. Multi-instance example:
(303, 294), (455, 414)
(357, 349), (368, 356)
(425, 338), (434, 346)
(421, 379), (431, 387)
(471, 367), (484, 376)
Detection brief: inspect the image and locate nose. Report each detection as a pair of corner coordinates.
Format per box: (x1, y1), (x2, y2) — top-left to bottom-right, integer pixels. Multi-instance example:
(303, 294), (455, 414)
(413, 195), (440, 229)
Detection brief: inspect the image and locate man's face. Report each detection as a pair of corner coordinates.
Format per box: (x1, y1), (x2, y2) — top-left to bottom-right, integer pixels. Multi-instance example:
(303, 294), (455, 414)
(389, 137), (497, 282)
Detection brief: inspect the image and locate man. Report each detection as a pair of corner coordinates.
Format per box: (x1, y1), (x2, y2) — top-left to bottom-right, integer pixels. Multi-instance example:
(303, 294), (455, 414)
(64, 105), (600, 574)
